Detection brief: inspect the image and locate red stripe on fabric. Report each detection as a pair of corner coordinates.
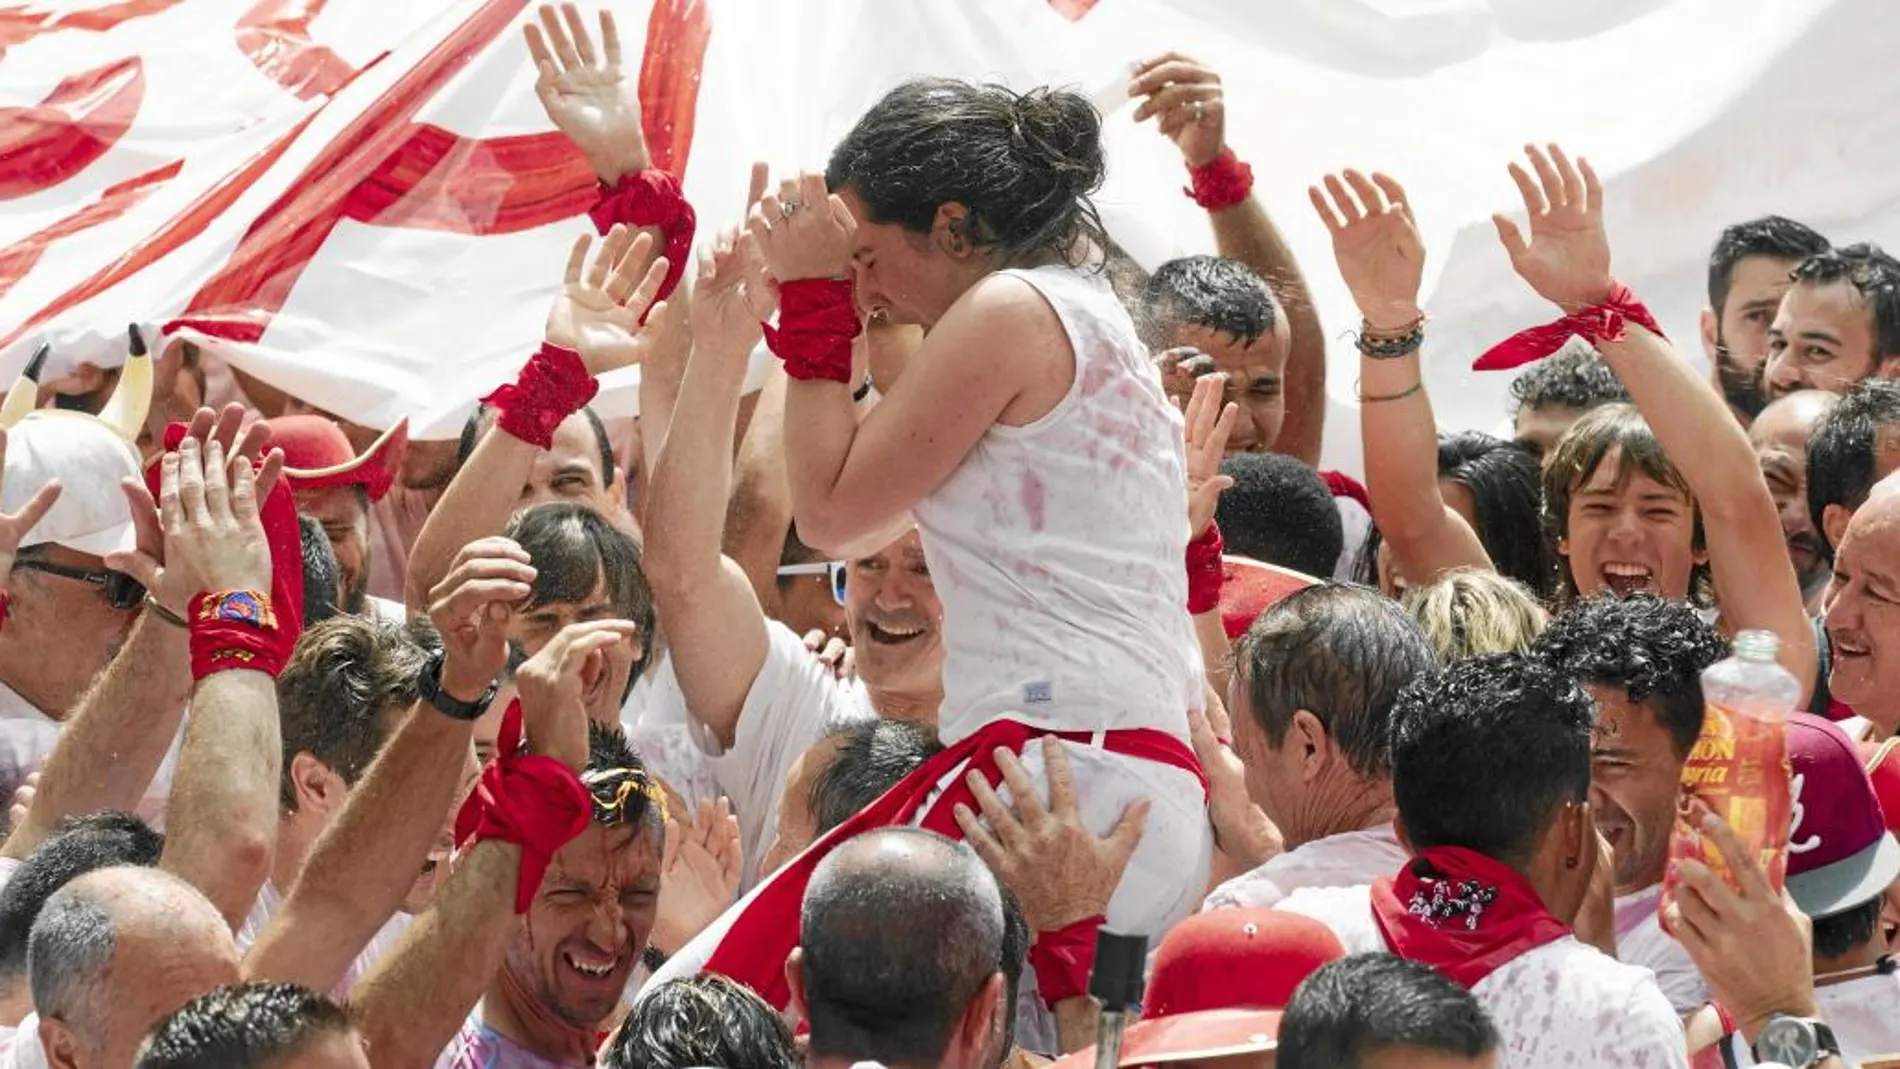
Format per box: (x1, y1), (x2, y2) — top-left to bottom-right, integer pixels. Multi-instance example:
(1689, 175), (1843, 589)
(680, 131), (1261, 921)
(637, 0), (710, 180)
(0, 158), (181, 303)
(0, 56), (143, 200)
(235, 0), (362, 101)
(0, 1), (186, 57)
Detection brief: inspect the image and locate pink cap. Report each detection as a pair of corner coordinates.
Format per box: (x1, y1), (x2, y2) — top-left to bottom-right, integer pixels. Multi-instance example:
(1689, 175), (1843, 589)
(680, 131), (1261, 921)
(1786, 713), (1900, 918)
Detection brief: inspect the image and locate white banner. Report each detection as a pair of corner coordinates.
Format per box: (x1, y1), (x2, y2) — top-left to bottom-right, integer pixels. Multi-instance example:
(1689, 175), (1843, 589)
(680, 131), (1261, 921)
(3, 0), (1897, 466)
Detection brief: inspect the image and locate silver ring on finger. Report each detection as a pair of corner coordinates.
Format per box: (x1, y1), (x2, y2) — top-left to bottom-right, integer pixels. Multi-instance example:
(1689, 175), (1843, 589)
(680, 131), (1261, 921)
(780, 198), (802, 219)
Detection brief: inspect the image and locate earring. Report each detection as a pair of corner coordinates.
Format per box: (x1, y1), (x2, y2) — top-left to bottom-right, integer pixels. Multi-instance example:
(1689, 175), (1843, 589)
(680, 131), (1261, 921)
(1565, 855), (1580, 870)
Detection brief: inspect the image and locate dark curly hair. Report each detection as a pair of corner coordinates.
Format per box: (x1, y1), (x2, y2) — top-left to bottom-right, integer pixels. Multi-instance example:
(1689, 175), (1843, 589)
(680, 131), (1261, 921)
(1533, 595), (1729, 759)
(1508, 341), (1629, 418)
(1789, 243), (1900, 358)
(136, 982), (352, 1069)
(1807, 377), (1900, 560)
(604, 974), (796, 1069)
(1135, 255), (1278, 350)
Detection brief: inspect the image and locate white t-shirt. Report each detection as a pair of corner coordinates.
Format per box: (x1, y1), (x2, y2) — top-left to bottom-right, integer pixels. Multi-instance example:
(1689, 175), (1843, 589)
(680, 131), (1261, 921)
(1614, 883), (1710, 1013)
(909, 264), (1202, 744)
(235, 879), (412, 1000)
(686, 620), (873, 889)
(0, 1014), (46, 1069)
(0, 681), (180, 829)
(1202, 822), (1406, 912)
(619, 653), (722, 816)
(1279, 883), (1688, 1069)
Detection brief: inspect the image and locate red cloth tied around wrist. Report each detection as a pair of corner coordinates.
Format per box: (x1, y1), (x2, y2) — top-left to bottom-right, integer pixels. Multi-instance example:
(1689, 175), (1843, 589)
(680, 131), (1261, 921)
(188, 590), (283, 679)
(588, 169), (696, 321)
(453, 699), (592, 913)
(147, 424), (304, 668)
(1029, 914), (1103, 1008)
(763, 279), (861, 383)
(1185, 149), (1254, 211)
(1471, 280), (1666, 371)
(481, 343), (599, 449)
(1187, 523), (1225, 614)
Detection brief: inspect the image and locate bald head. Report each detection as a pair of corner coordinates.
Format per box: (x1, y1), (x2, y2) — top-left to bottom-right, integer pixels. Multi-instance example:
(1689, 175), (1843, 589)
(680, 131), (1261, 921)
(797, 829), (1004, 1067)
(1751, 389), (1838, 446)
(31, 867), (240, 1069)
(1751, 390), (1839, 594)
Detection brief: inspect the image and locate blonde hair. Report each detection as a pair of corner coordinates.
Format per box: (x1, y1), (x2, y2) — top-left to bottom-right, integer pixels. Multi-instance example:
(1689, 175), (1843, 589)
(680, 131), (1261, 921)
(1401, 569), (1548, 664)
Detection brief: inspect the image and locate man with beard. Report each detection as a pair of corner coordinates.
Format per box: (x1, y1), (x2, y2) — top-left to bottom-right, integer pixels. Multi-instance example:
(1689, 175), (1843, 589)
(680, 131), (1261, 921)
(1765, 244), (1900, 402)
(1700, 216), (1829, 422)
(1749, 390), (1838, 610)
(262, 415), (408, 622)
(1533, 594), (1729, 1013)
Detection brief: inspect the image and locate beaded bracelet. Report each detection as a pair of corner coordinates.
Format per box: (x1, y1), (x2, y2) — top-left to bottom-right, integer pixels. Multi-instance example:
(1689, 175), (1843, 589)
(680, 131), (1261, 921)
(1357, 379), (1424, 404)
(1355, 317), (1426, 359)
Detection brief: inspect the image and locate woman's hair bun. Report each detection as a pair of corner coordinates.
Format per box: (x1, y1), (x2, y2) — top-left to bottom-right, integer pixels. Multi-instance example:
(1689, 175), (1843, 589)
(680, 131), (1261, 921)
(1007, 87), (1106, 200)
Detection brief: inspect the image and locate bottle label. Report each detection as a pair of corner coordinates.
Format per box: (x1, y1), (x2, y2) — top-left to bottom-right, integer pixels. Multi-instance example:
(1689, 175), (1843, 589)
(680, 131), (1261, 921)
(1661, 702), (1791, 916)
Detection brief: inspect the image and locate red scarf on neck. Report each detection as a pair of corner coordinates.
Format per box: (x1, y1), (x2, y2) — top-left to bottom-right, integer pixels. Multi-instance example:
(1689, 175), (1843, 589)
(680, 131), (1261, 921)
(1370, 846), (1571, 989)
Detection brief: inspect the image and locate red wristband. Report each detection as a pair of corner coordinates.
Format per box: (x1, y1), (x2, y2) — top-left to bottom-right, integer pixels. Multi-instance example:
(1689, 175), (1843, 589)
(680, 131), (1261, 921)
(1029, 914), (1103, 1008)
(482, 342), (600, 449)
(1185, 148), (1254, 211)
(1187, 523), (1225, 614)
(454, 699), (593, 913)
(1471, 280), (1666, 371)
(188, 590), (284, 680)
(588, 169), (696, 322)
(764, 278), (861, 384)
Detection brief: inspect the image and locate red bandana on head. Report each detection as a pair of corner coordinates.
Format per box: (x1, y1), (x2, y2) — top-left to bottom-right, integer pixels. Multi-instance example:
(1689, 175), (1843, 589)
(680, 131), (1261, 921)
(1370, 846), (1571, 989)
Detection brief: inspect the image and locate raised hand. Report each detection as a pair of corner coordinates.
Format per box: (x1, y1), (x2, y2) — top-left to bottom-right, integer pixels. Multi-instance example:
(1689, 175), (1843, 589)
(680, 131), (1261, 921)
(1190, 704), (1281, 869)
(954, 737), (1148, 933)
(747, 172), (856, 284)
(802, 628), (856, 683)
(1493, 143), (1613, 312)
(580, 632), (636, 728)
(514, 619), (638, 771)
(524, 3), (647, 184)
(0, 428), (61, 592)
(1309, 170), (1425, 331)
(690, 224), (768, 359)
(426, 537), (536, 701)
(1130, 52), (1226, 168)
(1184, 372), (1237, 536)
(652, 796), (743, 954)
(545, 225), (670, 375)
(160, 437), (272, 597)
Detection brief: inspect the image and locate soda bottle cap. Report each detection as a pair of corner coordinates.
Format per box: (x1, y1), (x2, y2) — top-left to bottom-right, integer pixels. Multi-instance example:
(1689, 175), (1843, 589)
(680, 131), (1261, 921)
(1734, 629), (1781, 661)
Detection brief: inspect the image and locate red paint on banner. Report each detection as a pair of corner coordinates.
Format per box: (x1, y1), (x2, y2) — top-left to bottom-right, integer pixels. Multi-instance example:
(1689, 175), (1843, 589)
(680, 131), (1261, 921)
(1046, 0), (1098, 20)
(0, 1), (186, 57)
(0, 56), (143, 199)
(0, 157), (180, 302)
(637, 0), (709, 179)
(235, 0), (361, 101)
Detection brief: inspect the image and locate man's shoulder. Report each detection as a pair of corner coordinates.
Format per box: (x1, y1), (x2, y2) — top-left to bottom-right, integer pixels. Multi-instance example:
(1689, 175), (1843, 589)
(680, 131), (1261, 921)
(1205, 825), (1405, 912)
(1273, 883), (1382, 953)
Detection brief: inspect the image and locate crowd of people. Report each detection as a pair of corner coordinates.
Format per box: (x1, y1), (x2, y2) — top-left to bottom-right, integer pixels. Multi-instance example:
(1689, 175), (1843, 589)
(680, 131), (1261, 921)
(2, 3), (1899, 1067)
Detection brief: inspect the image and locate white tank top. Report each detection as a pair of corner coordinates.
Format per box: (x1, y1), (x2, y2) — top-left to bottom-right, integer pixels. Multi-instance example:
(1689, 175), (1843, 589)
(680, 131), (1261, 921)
(912, 264), (1202, 745)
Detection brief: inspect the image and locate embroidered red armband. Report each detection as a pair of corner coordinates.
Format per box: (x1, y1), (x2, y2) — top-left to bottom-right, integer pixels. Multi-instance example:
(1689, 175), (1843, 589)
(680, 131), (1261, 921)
(481, 343), (599, 449)
(453, 699), (593, 914)
(189, 590), (283, 680)
(1187, 523), (1225, 615)
(1472, 280), (1666, 371)
(1186, 148), (1254, 211)
(1029, 914), (1104, 1008)
(764, 279), (861, 384)
(588, 169), (697, 320)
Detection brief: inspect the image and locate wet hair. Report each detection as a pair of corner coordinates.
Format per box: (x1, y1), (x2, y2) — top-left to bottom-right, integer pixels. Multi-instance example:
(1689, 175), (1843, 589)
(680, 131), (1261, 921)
(1278, 953), (1499, 1069)
(1789, 243), (1900, 360)
(505, 503), (657, 667)
(1812, 896), (1881, 957)
(1507, 340), (1629, 423)
(1807, 377), (1900, 558)
(1214, 453), (1342, 579)
(799, 828), (1003, 1065)
(808, 719), (944, 834)
(456, 403), (616, 488)
(998, 888), (1029, 1055)
(135, 982), (354, 1069)
(1400, 570), (1546, 664)
(1707, 216), (1830, 314)
(277, 615), (436, 811)
(603, 974), (796, 1069)
(0, 812), (161, 985)
(826, 78), (1107, 268)
(1539, 403), (1710, 605)
(1135, 255), (1277, 350)
(1232, 583), (1437, 777)
(1438, 431), (1554, 597)
(296, 513), (341, 629)
(585, 722), (662, 837)
(1534, 594), (1729, 759)
(1390, 653), (1595, 867)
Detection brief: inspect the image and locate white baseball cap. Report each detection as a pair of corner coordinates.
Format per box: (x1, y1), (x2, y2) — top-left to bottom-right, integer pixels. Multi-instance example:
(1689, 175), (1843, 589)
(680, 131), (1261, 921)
(4, 412), (140, 558)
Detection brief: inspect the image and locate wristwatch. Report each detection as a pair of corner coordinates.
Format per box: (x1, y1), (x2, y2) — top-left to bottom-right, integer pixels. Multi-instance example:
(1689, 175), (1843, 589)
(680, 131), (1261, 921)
(1753, 1015), (1840, 1068)
(417, 650), (499, 722)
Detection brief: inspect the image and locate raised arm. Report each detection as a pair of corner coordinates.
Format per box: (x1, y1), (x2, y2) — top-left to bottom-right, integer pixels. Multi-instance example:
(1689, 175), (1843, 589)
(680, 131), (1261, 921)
(351, 618), (629, 1069)
(156, 437), (283, 931)
(1494, 145), (1814, 691)
(641, 227), (780, 747)
(1310, 171), (1493, 586)
(244, 537), (528, 991)
(1133, 53), (1326, 465)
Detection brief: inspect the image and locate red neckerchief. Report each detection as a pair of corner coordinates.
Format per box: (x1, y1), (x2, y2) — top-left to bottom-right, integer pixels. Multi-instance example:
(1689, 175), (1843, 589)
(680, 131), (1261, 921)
(702, 718), (1205, 1009)
(1370, 846), (1571, 988)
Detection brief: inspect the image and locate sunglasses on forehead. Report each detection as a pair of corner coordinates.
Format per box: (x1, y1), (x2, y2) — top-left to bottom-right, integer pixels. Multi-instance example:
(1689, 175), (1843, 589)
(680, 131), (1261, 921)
(580, 766), (668, 827)
(13, 559), (145, 611)
(776, 560), (847, 607)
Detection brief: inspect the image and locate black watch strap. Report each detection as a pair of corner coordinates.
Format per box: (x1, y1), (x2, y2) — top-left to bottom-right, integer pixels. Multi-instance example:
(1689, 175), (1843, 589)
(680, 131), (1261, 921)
(418, 650), (498, 722)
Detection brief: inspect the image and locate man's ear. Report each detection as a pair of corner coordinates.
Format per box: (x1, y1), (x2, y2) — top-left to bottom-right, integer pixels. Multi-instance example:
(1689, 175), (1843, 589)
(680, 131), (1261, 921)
(1287, 709), (1331, 781)
(786, 947), (810, 1024)
(1824, 502), (1855, 556)
(288, 753), (344, 816)
(958, 972), (1005, 1058)
(39, 1015), (83, 1069)
(1700, 306), (1719, 362)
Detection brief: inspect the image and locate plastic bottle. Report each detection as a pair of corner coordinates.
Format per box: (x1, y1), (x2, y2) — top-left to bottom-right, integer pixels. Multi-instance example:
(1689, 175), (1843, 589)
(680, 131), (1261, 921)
(1662, 630), (1800, 915)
